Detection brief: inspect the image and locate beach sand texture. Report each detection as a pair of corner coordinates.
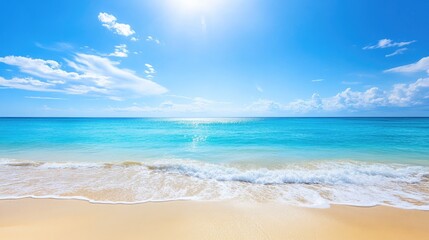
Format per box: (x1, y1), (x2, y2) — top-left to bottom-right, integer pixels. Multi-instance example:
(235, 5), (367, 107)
(0, 198), (428, 240)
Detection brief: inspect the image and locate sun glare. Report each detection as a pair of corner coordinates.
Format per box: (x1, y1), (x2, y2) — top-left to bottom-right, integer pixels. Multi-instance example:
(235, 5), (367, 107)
(169, 0), (222, 14)
(181, 0), (205, 12)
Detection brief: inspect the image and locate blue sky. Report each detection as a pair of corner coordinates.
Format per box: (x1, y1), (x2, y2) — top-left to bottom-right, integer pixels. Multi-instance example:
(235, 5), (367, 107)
(0, 0), (428, 117)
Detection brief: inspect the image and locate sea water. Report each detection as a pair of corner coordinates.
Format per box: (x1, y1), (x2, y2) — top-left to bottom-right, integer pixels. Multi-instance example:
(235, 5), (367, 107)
(0, 117), (428, 209)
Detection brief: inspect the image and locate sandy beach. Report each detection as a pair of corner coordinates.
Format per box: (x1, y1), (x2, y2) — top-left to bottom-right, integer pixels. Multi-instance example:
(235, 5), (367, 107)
(0, 198), (428, 240)
(2, 0), (429, 238)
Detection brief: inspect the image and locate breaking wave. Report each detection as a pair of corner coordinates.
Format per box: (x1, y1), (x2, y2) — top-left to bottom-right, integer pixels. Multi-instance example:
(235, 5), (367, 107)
(0, 158), (428, 210)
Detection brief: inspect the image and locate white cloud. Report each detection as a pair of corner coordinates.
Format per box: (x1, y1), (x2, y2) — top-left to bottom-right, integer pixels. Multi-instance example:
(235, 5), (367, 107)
(144, 63), (156, 79)
(108, 96), (124, 101)
(247, 78), (429, 114)
(385, 48), (407, 57)
(130, 37), (138, 42)
(67, 54), (167, 95)
(311, 79), (324, 82)
(388, 78), (429, 106)
(64, 85), (110, 95)
(385, 56), (429, 74)
(98, 12), (116, 23)
(25, 96), (64, 100)
(291, 87), (390, 112)
(0, 76), (58, 92)
(246, 99), (281, 112)
(145, 64), (155, 73)
(0, 56), (82, 80)
(256, 84), (263, 92)
(146, 36), (161, 44)
(109, 44), (128, 58)
(98, 12), (135, 37)
(363, 39), (415, 50)
(0, 54), (167, 97)
(35, 42), (73, 52)
(323, 87), (387, 111)
(282, 93), (323, 113)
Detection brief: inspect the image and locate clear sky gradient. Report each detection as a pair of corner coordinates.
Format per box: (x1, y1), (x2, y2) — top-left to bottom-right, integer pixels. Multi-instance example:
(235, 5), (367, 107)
(0, 0), (428, 117)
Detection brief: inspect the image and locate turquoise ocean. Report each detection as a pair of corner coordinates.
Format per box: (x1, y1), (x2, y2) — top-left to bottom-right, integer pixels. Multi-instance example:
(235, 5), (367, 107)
(0, 117), (428, 209)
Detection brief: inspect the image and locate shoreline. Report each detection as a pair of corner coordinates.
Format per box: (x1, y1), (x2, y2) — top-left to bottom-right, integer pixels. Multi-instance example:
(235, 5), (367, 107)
(2, 158), (428, 210)
(1, 198), (429, 240)
(1, 195), (429, 211)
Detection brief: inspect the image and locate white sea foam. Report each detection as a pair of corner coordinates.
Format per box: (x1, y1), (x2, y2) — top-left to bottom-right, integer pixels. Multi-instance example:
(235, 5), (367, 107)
(147, 161), (426, 185)
(0, 158), (428, 210)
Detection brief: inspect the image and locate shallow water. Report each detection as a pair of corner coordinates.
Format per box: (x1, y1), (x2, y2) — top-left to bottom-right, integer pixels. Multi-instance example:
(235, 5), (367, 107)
(0, 117), (428, 209)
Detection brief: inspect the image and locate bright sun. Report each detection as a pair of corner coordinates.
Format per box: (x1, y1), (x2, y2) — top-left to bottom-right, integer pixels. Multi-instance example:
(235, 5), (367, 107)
(181, 0), (205, 12)
(163, 0), (231, 32)
(169, 0), (221, 14)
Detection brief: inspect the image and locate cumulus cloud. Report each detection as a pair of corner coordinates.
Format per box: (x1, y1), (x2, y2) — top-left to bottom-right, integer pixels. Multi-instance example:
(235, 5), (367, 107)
(0, 54), (167, 97)
(145, 64), (155, 74)
(98, 12), (135, 37)
(109, 44), (128, 58)
(246, 99), (281, 112)
(363, 39), (415, 50)
(247, 78), (429, 113)
(146, 36), (161, 44)
(144, 63), (156, 79)
(283, 93), (324, 113)
(319, 87), (387, 111)
(388, 78), (429, 106)
(274, 57), (428, 113)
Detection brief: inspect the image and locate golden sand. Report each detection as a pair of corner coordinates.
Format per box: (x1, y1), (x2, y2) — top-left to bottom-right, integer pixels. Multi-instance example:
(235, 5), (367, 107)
(0, 198), (428, 240)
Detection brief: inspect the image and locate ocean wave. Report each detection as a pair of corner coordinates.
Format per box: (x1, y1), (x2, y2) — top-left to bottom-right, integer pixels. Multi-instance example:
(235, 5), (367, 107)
(0, 158), (428, 210)
(2, 158), (426, 185)
(146, 161), (427, 185)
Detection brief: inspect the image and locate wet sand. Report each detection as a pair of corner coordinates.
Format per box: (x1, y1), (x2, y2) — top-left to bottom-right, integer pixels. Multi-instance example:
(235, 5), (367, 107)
(0, 198), (428, 240)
